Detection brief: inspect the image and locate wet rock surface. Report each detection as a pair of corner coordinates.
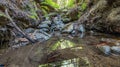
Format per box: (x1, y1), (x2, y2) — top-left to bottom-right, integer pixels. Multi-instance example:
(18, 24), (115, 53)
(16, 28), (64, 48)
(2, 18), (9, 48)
(10, 15), (86, 48)
(111, 46), (120, 54)
(98, 45), (111, 56)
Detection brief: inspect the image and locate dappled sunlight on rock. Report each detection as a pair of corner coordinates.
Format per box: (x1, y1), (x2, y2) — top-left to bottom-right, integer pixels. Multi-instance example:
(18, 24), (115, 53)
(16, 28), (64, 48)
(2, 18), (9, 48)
(39, 57), (90, 67)
(50, 39), (75, 50)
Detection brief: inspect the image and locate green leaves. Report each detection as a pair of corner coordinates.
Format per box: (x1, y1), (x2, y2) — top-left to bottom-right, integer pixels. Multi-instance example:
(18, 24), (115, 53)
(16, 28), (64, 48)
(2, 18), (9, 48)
(45, 0), (59, 9)
(67, 0), (75, 8)
(23, 1), (39, 20)
(39, 0), (59, 16)
(41, 0), (59, 10)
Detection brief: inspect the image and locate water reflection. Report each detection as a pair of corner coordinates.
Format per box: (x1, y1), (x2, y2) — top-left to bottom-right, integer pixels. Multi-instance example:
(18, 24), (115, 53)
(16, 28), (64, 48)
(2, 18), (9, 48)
(39, 57), (90, 67)
(50, 39), (75, 50)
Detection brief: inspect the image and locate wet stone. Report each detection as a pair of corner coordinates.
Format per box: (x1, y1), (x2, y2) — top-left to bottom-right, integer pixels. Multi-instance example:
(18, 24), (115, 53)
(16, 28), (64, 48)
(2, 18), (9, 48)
(62, 23), (74, 33)
(12, 42), (29, 48)
(38, 23), (49, 29)
(98, 45), (111, 56)
(111, 46), (120, 54)
(40, 28), (49, 32)
(37, 18), (51, 29)
(78, 24), (85, 33)
(34, 33), (48, 41)
(42, 18), (52, 25)
(34, 30), (51, 41)
(78, 24), (86, 38)
(52, 16), (65, 31)
(24, 28), (35, 33)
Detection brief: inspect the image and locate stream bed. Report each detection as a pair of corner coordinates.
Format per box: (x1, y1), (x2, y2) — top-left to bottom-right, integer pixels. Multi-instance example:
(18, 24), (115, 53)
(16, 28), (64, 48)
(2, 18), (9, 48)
(0, 32), (120, 67)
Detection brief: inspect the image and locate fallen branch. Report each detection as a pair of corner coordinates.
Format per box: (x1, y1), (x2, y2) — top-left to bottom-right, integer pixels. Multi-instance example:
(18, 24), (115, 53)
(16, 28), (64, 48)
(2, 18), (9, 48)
(5, 9), (36, 43)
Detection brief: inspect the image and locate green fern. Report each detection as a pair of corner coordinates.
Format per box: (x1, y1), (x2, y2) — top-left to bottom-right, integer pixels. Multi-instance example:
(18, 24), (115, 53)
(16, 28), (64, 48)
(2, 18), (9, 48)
(44, 0), (59, 9)
(67, 0), (75, 8)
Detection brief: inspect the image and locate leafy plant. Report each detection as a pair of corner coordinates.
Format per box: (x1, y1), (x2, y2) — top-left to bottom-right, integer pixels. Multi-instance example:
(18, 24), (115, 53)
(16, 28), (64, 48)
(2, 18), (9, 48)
(44, 0), (59, 9)
(67, 0), (75, 8)
(28, 1), (39, 20)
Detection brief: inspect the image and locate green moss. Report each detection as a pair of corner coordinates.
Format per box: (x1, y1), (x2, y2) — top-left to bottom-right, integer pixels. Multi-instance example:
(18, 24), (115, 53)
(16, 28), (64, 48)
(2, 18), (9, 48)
(81, 3), (87, 11)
